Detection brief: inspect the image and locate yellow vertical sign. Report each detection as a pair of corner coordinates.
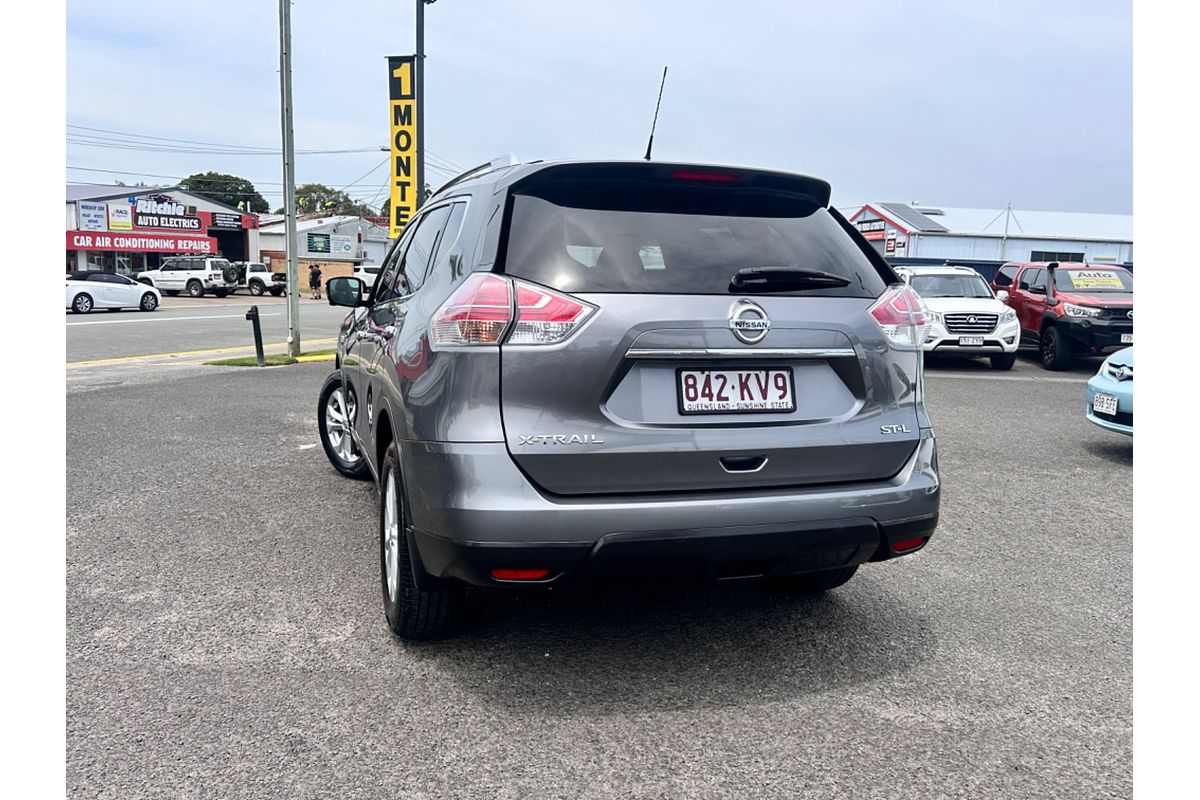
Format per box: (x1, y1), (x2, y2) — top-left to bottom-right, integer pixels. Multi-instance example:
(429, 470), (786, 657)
(387, 55), (418, 239)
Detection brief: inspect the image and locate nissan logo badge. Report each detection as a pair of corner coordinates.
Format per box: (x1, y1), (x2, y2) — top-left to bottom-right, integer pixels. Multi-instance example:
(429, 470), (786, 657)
(729, 299), (770, 344)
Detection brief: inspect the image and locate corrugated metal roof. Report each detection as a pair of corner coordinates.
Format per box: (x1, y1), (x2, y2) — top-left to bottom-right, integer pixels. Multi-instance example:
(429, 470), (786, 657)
(66, 184), (175, 203)
(259, 215), (362, 233)
(856, 202), (1132, 242)
(925, 206), (1132, 241)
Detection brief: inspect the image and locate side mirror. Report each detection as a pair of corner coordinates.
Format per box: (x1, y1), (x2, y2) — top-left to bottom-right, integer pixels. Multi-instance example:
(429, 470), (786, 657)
(1030, 285), (1047, 295)
(328, 276), (368, 307)
(995, 289), (1009, 303)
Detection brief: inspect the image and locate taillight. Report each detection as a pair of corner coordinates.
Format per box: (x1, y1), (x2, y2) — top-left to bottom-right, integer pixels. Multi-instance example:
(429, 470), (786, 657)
(429, 274), (594, 350)
(429, 273), (512, 348)
(507, 281), (594, 345)
(868, 284), (928, 348)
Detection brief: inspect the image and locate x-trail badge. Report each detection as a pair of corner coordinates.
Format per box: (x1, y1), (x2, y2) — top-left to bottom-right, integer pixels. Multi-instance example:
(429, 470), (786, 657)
(729, 299), (770, 344)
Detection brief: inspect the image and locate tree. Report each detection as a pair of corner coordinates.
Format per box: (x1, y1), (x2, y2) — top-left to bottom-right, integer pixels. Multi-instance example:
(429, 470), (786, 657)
(293, 183), (374, 217)
(180, 172), (269, 213)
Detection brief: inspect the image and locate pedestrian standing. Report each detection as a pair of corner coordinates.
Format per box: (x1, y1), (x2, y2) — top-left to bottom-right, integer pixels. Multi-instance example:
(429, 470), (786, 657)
(309, 263), (323, 300)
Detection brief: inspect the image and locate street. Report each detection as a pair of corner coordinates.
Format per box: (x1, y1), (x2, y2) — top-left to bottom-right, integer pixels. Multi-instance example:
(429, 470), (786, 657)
(66, 296), (350, 364)
(65, 354), (1131, 798)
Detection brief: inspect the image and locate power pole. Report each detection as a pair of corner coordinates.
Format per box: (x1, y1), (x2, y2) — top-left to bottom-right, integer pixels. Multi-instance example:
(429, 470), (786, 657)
(415, 0), (427, 212)
(278, 0), (301, 357)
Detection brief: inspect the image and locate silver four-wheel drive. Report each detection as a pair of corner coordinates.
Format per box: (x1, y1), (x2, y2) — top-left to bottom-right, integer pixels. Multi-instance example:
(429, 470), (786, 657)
(317, 159), (940, 640)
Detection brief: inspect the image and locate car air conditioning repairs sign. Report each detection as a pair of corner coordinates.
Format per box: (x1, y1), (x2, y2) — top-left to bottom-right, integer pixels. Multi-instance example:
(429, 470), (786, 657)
(387, 55), (419, 238)
(66, 231), (218, 253)
(78, 201), (108, 231)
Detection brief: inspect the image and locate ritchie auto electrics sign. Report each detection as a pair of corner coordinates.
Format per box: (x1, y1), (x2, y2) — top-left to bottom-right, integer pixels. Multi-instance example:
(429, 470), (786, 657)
(133, 194), (203, 231)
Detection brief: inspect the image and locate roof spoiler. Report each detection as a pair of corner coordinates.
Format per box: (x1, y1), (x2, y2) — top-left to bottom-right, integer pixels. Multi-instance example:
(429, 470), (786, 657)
(433, 155), (521, 197)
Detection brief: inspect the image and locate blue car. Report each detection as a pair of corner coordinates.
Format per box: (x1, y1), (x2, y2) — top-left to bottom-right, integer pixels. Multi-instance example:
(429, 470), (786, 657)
(1085, 347), (1133, 436)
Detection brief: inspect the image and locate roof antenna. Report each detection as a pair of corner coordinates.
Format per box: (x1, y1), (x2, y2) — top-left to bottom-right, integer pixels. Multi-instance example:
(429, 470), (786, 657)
(643, 66), (668, 160)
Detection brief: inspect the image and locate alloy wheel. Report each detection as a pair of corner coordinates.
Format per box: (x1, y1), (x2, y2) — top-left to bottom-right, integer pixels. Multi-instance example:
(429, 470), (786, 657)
(383, 470), (401, 602)
(324, 387), (360, 465)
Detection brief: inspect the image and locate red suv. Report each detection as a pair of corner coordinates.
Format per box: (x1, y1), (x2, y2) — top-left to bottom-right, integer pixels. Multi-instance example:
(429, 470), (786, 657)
(991, 262), (1132, 370)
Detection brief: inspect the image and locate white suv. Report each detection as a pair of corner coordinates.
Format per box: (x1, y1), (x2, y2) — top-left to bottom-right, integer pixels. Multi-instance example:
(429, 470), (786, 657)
(137, 256), (238, 298)
(897, 265), (1020, 369)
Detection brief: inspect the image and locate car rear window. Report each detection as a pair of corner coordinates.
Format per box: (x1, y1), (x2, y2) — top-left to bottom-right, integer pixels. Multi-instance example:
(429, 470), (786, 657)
(500, 171), (887, 298)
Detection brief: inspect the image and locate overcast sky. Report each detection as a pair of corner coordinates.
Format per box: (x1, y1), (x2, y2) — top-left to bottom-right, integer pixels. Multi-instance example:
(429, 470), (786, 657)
(66, 0), (1131, 214)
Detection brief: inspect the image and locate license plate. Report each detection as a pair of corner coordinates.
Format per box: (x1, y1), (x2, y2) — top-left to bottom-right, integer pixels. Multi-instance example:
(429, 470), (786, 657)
(958, 336), (985, 346)
(1121, 333), (1133, 344)
(678, 368), (795, 414)
(1093, 393), (1118, 416)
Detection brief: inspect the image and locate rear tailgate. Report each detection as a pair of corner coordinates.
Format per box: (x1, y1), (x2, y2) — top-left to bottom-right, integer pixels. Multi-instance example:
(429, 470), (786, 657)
(494, 163), (922, 496)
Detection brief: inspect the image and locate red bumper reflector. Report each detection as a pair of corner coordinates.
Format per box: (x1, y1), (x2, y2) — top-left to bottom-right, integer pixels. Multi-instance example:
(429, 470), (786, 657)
(892, 536), (927, 553)
(491, 568), (551, 581)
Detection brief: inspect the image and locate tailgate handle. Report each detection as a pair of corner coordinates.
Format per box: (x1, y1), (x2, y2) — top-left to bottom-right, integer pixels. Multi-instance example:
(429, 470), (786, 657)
(720, 455), (768, 474)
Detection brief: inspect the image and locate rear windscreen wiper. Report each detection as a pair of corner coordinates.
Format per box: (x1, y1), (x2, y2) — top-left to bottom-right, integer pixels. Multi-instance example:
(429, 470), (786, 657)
(729, 266), (851, 293)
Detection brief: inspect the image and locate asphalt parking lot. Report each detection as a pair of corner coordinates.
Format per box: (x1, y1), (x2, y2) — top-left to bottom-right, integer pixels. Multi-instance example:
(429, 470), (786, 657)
(66, 356), (1131, 798)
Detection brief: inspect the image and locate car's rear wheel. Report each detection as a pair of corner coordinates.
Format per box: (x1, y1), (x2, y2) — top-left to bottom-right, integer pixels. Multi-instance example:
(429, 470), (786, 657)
(379, 441), (461, 640)
(1040, 326), (1073, 370)
(318, 370), (370, 479)
(766, 565), (858, 594)
(249, 281), (265, 296)
(71, 293), (93, 314)
(990, 353), (1016, 370)
(186, 280), (204, 298)
(139, 292), (158, 312)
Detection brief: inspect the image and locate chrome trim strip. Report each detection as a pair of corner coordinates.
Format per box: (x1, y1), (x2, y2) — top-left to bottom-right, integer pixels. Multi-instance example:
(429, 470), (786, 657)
(625, 347), (857, 360)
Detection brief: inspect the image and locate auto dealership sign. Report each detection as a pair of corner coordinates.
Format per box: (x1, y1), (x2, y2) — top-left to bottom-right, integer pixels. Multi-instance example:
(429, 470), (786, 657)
(387, 55), (419, 238)
(66, 230), (218, 253)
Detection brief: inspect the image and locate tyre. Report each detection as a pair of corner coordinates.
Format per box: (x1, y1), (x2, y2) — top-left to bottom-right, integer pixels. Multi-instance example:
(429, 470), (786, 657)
(213, 289), (229, 298)
(249, 281), (265, 296)
(766, 565), (858, 594)
(989, 353), (1016, 370)
(71, 293), (93, 314)
(139, 292), (159, 312)
(318, 370), (370, 480)
(379, 441), (462, 640)
(222, 264), (240, 284)
(166, 290), (180, 297)
(1039, 326), (1073, 371)
(187, 280), (204, 298)
(270, 288), (283, 296)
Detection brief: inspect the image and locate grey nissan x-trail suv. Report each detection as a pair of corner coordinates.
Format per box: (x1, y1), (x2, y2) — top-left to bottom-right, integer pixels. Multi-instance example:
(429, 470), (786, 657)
(319, 160), (940, 640)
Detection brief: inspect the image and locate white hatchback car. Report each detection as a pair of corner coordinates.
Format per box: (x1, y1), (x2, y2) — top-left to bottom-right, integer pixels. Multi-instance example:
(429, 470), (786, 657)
(67, 271), (161, 314)
(897, 265), (1020, 369)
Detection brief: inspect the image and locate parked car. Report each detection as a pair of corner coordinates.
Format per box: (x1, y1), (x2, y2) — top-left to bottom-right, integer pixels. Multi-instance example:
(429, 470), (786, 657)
(136, 256), (239, 298)
(991, 261), (1132, 370)
(1085, 347), (1133, 436)
(67, 271), (161, 313)
(353, 264), (382, 283)
(896, 265), (1019, 369)
(316, 159), (941, 640)
(231, 262), (286, 296)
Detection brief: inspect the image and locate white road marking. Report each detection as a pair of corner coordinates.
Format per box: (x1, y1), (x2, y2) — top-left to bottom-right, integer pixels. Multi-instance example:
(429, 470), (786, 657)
(298, 444), (318, 450)
(926, 371), (1085, 384)
(66, 313), (280, 327)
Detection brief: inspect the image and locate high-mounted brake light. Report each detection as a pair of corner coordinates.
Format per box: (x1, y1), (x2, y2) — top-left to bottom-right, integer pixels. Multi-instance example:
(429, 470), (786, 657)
(670, 169), (742, 184)
(429, 274), (595, 350)
(868, 284), (928, 348)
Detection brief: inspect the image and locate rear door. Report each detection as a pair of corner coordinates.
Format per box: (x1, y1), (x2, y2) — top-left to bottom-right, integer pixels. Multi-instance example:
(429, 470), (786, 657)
(492, 163), (923, 496)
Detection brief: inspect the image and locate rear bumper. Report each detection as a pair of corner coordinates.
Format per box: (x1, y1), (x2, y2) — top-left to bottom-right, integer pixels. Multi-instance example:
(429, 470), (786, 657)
(404, 429), (941, 587)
